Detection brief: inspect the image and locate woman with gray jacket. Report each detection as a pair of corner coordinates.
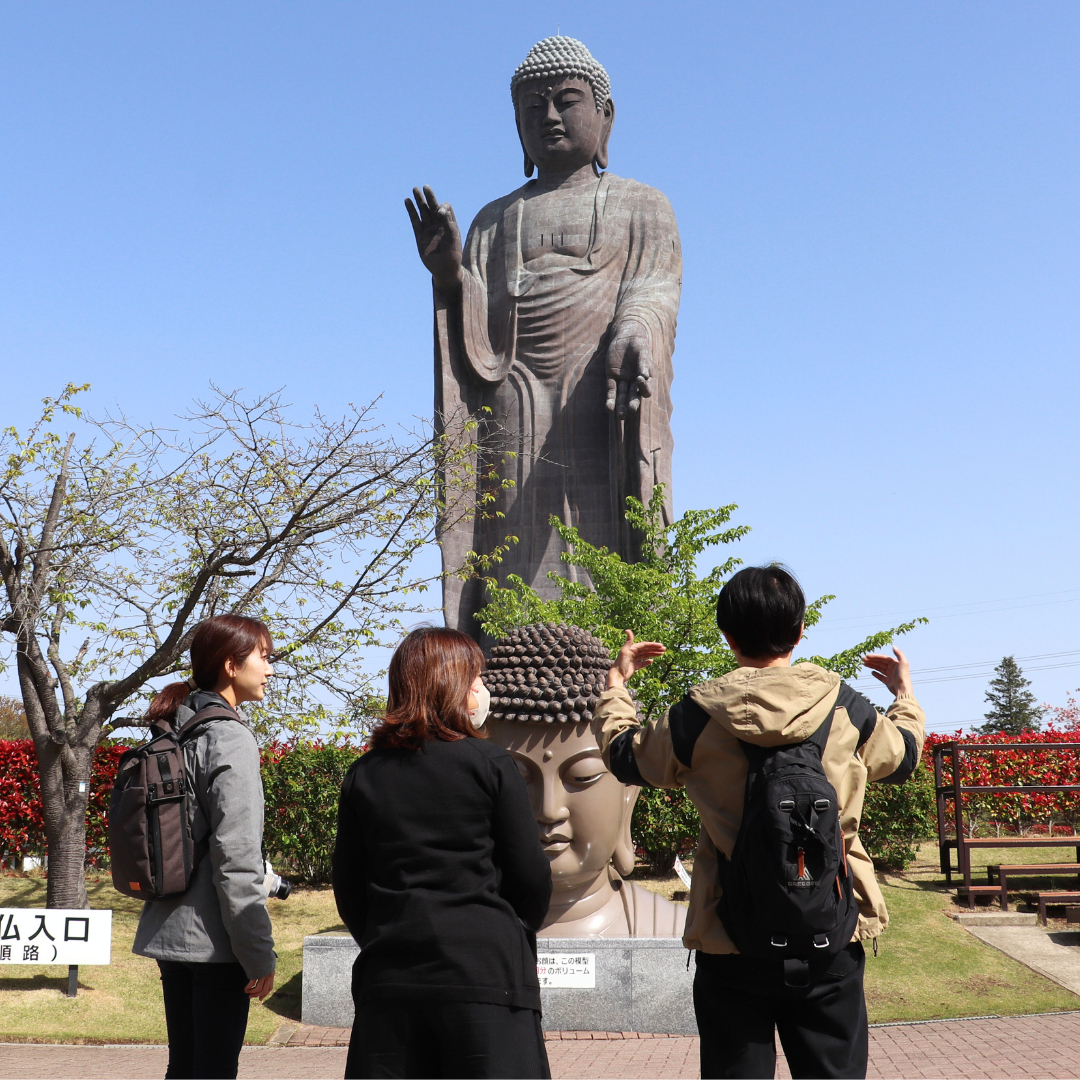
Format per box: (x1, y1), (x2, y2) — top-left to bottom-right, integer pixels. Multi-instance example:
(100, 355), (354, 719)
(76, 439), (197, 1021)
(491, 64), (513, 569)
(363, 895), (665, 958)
(133, 615), (277, 1079)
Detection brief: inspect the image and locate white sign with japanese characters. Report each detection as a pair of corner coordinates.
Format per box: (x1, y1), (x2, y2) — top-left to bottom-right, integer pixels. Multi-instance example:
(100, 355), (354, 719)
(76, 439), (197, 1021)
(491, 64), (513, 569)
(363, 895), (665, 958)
(0, 909), (111, 965)
(536, 952), (595, 988)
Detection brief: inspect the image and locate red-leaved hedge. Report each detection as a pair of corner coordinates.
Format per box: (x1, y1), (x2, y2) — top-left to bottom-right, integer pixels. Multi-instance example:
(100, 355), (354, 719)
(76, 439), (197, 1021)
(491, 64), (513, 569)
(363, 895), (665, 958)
(0, 737), (362, 882)
(925, 726), (1080, 837)
(0, 739), (127, 868)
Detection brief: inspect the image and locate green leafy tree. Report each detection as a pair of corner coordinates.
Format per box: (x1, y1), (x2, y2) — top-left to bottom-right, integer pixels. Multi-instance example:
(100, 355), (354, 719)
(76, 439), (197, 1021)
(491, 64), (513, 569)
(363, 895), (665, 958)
(478, 488), (924, 870)
(977, 656), (1043, 735)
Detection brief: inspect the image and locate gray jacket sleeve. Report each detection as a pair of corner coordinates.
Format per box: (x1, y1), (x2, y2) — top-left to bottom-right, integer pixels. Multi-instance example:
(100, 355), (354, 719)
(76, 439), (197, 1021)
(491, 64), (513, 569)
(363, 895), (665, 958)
(201, 720), (276, 979)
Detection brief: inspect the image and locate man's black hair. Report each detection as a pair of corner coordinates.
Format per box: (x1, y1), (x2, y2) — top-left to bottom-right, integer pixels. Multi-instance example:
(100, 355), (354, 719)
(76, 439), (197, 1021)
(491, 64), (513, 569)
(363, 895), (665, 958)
(715, 565), (805, 659)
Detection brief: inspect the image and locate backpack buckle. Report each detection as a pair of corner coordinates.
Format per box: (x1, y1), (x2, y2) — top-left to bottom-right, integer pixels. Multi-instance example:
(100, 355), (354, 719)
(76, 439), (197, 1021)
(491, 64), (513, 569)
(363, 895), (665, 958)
(770, 936), (788, 947)
(813, 934), (830, 949)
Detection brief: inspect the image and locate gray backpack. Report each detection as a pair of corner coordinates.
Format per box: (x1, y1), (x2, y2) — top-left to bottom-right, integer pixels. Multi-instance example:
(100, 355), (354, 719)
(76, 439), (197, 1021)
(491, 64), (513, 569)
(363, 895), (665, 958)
(108, 705), (239, 899)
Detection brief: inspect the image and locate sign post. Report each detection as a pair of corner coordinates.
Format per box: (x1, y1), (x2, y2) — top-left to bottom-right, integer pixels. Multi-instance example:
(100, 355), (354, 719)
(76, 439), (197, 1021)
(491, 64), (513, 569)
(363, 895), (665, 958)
(0, 909), (112, 998)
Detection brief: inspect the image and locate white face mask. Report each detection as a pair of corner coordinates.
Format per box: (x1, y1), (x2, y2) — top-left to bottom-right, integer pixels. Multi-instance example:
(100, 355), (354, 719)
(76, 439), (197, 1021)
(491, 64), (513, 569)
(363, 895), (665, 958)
(470, 682), (491, 729)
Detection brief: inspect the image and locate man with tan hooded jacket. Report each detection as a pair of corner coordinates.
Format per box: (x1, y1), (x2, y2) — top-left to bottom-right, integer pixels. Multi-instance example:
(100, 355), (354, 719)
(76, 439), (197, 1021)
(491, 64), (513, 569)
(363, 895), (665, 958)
(593, 565), (925, 1080)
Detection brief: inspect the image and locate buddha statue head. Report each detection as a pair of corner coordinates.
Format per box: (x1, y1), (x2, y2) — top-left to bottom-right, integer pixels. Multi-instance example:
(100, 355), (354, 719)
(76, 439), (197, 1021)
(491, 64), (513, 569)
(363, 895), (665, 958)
(510, 36), (615, 177)
(483, 624), (668, 937)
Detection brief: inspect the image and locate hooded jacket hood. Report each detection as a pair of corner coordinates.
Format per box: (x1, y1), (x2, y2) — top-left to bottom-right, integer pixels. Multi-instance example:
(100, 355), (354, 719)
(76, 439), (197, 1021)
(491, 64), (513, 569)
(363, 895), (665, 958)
(689, 663), (841, 747)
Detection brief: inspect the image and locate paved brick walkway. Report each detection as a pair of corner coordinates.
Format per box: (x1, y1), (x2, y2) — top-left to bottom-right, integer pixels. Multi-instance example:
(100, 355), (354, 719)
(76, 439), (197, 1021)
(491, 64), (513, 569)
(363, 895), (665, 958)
(2, 1012), (1079, 1078)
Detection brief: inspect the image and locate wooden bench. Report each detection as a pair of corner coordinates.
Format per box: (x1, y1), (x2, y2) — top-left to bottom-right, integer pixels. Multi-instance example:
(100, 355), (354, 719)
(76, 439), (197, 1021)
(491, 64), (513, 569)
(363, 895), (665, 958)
(933, 741), (1080, 907)
(987, 863), (1080, 910)
(1037, 892), (1080, 925)
(956, 884), (1002, 904)
(941, 838), (1080, 907)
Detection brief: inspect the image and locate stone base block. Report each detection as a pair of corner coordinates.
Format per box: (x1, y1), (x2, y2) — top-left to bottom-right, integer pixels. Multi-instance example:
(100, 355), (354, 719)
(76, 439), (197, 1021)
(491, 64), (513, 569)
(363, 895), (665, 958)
(302, 934), (357, 1028)
(301, 934), (696, 1034)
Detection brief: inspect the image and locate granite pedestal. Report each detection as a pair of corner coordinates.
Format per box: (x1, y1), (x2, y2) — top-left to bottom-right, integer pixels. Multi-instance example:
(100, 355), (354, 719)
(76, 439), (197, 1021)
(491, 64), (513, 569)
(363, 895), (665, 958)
(301, 934), (696, 1034)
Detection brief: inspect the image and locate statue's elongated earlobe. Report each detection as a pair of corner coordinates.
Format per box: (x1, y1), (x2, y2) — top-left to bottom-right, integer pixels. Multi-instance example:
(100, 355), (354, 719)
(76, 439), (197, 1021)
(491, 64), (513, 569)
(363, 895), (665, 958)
(595, 97), (615, 173)
(524, 150), (535, 178)
(613, 785), (640, 877)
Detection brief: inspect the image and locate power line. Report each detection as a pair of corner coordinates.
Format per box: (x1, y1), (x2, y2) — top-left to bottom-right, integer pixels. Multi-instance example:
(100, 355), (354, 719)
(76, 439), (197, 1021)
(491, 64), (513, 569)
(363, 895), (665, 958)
(815, 587), (1080, 631)
(849, 650), (1080, 689)
(903, 649), (1080, 676)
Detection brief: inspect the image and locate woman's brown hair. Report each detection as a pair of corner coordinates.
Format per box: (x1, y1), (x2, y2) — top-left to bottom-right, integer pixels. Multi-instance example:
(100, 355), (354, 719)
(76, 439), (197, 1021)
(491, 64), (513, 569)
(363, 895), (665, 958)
(369, 627), (485, 751)
(146, 615), (274, 726)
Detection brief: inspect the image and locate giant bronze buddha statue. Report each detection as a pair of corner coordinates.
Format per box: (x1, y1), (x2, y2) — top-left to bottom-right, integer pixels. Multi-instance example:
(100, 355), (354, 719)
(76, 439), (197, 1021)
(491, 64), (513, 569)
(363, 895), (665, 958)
(407, 38), (682, 637)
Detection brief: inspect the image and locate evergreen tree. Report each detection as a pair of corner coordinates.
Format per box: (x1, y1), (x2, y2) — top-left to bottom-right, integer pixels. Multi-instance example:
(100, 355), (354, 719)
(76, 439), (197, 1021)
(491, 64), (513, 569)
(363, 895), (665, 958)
(977, 656), (1042, 734)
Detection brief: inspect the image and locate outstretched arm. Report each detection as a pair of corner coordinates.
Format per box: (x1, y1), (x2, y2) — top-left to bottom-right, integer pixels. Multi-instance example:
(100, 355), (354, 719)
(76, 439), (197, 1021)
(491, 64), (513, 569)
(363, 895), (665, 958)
(594, 631), (686, 790)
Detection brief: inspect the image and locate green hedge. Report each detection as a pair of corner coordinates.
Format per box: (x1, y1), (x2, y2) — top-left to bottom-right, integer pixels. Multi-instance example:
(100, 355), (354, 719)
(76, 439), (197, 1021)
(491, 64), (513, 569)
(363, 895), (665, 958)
(261, 742), (362, 885)
(860, 759), (938, 870)
(630, 759), (937, 876)
(258, 738), (937, 886)
(632, 787), (701, 873)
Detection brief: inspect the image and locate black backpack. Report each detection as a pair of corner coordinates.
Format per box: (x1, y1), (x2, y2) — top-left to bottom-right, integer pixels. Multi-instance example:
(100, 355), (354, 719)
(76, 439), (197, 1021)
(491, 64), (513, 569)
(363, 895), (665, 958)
(109, 705), (240, 900)
(715, 694), (858, 980)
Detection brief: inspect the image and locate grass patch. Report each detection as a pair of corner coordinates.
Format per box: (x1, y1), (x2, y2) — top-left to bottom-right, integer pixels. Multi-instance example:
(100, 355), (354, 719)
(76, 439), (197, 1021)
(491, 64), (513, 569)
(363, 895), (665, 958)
(0, 872), (343, 1044)
(1, 842), (1076, 1042)
(863, 842), (1079, 1022)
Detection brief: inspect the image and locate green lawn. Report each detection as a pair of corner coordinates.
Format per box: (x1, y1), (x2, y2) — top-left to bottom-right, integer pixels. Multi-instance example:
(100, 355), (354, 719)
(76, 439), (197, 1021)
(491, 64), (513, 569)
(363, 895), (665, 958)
(864, 843), (1079, 1021)
(0, 843), (1076, 1043)
(0, 872), (343, 1044)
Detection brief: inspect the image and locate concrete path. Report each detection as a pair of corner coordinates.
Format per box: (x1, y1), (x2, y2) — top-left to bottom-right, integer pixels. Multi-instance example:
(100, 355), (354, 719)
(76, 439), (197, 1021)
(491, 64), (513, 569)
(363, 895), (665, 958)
(3, 1012), (1080, 1080)
(963, 924), (1080, 997)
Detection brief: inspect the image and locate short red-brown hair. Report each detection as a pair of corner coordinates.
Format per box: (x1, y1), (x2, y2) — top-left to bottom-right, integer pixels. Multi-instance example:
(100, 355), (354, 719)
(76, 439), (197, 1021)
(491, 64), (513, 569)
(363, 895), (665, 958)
(370, 627), (485, 751)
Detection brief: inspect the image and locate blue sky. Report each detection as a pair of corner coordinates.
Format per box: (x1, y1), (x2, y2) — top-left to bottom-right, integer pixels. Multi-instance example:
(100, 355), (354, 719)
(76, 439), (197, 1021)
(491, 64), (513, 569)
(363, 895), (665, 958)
(2, 2), (1079, 732)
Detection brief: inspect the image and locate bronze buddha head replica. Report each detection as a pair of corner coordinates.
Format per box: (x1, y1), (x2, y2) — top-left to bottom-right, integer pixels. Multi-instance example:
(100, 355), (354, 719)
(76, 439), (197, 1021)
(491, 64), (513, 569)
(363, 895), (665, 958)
(483, 624), (685, 938)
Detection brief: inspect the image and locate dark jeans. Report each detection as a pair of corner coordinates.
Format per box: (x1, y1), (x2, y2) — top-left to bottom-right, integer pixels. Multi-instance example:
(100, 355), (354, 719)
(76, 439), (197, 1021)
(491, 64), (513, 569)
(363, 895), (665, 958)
(157, 960), (250, 1079)
(346, 998), (551, 1080)
(694, 942), (868, 1079)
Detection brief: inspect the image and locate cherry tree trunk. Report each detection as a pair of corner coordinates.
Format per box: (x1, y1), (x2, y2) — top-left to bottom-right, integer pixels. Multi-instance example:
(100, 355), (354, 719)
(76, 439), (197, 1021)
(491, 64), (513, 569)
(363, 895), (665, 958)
(35, 739), (94, 909)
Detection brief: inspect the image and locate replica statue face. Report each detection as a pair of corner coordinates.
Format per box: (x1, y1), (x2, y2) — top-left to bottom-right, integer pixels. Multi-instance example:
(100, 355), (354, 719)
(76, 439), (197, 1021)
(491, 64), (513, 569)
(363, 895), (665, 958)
(515, 76), (615, 176)
(488, 718), (638, 890)
(478, 624), (686, 937)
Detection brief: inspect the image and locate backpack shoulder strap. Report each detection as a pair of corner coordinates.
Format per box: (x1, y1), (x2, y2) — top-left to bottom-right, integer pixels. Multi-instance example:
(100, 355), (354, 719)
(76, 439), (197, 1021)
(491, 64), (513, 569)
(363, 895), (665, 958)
(177, 705), (243, 744)
(803, 690), (840, 757)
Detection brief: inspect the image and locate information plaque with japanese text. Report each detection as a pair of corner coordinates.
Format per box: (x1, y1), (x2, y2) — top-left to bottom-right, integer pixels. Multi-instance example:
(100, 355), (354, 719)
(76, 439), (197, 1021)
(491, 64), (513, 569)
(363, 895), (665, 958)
(0, 909), (111, 965)
(536, 952), (595, 988)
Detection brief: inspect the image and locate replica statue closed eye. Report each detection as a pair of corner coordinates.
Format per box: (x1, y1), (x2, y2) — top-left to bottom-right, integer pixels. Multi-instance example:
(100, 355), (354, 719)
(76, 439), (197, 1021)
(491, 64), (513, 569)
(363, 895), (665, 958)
(407, 38), (682, 636)
(481, 624), (686, 938)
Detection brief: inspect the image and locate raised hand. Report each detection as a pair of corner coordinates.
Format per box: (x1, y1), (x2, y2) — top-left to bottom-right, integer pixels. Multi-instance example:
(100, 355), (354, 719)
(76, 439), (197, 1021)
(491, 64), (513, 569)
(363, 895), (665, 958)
(605, 322), (654, 420)
(607, 630), (666, 690)
(862, 647), (913, 698)
(405, 185), (463, 291)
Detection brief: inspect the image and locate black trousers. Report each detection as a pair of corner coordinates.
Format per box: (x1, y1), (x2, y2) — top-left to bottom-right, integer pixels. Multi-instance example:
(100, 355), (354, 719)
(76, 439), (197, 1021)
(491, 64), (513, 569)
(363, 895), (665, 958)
(346, 998), (551, 1080)
(694, 942), (868, 1079)
(157, 960), (250, 1079)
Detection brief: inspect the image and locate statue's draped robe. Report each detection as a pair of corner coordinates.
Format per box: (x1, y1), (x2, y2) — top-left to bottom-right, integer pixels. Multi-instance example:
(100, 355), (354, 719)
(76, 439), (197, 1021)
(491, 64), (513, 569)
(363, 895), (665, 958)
(435, 173), (681, 635)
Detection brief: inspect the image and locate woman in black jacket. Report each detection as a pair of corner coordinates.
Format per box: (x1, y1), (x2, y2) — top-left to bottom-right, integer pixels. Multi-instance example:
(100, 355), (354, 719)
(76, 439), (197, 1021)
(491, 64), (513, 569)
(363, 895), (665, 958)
(333, 626), (552, 1080)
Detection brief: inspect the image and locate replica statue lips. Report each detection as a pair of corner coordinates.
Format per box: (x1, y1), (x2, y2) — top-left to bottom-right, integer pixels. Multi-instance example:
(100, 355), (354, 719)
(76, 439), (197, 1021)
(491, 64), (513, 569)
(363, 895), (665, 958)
(541, 833), (571, 855)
